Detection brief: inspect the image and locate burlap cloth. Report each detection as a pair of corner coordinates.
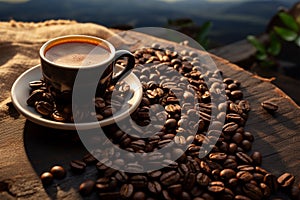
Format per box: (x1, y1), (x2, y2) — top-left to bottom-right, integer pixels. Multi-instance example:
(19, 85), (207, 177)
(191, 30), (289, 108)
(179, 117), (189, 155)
(0, 20), (123, 120)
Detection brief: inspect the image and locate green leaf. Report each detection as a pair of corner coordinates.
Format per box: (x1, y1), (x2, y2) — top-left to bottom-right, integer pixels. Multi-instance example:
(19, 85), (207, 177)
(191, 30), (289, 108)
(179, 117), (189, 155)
(274, 26), (298, 41)
(278, 12), (299, 32)
(295, 36), (300, 47)
(267, 32), (282, 56)
(196, 21), (212, 43)
(256, 51), (267, 61)
(247, 35), (266, 53)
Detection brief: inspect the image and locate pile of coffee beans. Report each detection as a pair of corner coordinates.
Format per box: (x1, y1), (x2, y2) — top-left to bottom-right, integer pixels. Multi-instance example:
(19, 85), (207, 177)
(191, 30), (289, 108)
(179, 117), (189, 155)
(39, 45), (299, 200)
(27, 79), (132, 122)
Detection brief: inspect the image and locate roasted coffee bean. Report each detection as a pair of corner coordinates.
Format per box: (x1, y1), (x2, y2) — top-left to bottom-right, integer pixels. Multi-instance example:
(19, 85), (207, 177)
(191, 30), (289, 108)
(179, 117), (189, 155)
(51, 110), (66, 122)
(237, 165), (254, 172)
(231, 90), (243, 100)
(253, 173), (264, 182)
(236, 152), (253, 164)
(174, 135), (186, 145)
(226, 113), (245, 126)
(260, 182), (271, 197)
(79, 180), (95, 196)
(223, 158), (238, 169)
(96, 161), (109, 172)
(40, 172), (53, 185)
(238, 100), (250, 113)
(35, 101), (54, 116)
(209, 152), (227, 161)
(232, 132), (243, 144)
(228, 83), (238, 91)
(255, 166), (268, 175)
(160, 171), (180, 186)
(148, 181), (162, 194)
(277, 172), (295, 188)
(162, 190), (172, 200)
(224, 78), (234, 85)
(261, 100), (278, 112)
(115, 171), (128, 183)
(200, 161), (211, 174)
(164, 118), (177, 129)
(222, 188), (235, 200)
(223, 122), (239, 135)
(181, 191), (191, 200)
(183, 173), (196, 190)
(228, 143), (238, 154)
(103, 168), (117, 177)
(263, 173), (278, 193)
(27, 89), (45, 106)
(208, 181), (225, 193)
(196, 172), (211, 187)
(228, 178), (239, 188)
(29, 80), (45, 89)
(242, 182), (263, 200)
(95, 177), (110, 191)
(120, 183), (134, 199)
(251, 151), (262, 166)
(70, 160), (86, 174)
(82, 153), (97, 165)
(131, 175), (148, 189)
(236, 171), (253, 182)
(132, 191), (146, 200)
(149, 170), (162, 179)
(94, 97), (106, 109)
(220, 169), (236, 180)
(240, 140), (252, 151)
(243, 131), (254, 142)
(234, 195), (251, 200)
(50, 165), (66, 179)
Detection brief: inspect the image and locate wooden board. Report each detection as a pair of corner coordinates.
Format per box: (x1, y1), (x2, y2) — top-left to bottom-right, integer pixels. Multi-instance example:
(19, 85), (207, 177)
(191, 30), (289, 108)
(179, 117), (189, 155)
(0, 30), (299, 200)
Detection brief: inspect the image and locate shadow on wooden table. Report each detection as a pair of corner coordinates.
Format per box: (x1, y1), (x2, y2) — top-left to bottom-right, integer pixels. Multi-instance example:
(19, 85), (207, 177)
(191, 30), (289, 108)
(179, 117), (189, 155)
(23, 120), (99, 200)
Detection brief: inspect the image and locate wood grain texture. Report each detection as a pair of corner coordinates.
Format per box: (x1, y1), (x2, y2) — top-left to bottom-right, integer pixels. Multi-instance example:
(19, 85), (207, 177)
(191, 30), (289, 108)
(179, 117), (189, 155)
(0, 29), (299, 199)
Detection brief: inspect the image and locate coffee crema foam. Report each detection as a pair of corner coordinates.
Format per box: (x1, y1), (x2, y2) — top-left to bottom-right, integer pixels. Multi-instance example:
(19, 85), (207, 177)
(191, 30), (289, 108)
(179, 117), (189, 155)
(45, 42), (111, 66)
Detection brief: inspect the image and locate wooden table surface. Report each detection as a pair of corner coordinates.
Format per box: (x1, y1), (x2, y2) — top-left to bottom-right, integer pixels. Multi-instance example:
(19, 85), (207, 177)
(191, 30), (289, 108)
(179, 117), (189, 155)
(0, 30), (299, 200)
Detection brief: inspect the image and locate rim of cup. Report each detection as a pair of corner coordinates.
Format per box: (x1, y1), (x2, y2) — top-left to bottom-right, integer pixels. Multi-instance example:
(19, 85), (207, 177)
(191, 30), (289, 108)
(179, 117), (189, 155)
(39, 34), (115, 69)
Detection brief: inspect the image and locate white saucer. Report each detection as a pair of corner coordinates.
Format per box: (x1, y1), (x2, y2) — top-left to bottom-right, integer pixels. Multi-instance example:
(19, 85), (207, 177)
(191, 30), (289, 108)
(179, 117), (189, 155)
(11, 65), (142, 130)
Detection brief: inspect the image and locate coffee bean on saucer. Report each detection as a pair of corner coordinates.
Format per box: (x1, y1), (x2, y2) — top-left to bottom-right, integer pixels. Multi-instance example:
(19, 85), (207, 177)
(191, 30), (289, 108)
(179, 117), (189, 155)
(29, 80), (45, 90)
(35, 101), (54, 116)
(40, 172), (53, 185)
(26, 89), (45, 106)
(51, 110), (66, 122)
(70, 160), (86, 174)
(79, 180), (95, 196)
(50, 165), (66, 179)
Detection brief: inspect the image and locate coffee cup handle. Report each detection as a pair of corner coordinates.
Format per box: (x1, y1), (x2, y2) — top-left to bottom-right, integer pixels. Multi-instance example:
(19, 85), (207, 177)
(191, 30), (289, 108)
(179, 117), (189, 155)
(111, 50), (135, 85)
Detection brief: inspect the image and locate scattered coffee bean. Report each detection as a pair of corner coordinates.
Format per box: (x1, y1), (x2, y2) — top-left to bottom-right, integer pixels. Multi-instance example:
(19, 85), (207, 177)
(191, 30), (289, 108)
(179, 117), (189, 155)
(277, 173), (295, 188)
(40, 172), (53, 185)
(50, 165), (66, 179)
(37, 46), (298, 200)
(261, 100), (278, 113)
(70, 160), (86, 174)
(79, 180), (95, 196)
